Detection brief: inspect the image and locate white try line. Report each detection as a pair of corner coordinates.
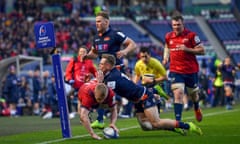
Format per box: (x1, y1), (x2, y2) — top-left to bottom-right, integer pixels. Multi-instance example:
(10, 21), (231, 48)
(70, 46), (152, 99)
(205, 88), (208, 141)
(36, 109), (240, 144)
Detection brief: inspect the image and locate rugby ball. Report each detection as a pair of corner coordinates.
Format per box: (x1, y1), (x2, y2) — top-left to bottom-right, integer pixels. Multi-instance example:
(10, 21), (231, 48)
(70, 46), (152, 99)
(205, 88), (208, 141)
(142, 74), (155, 84)
(103, 127), (119, 139)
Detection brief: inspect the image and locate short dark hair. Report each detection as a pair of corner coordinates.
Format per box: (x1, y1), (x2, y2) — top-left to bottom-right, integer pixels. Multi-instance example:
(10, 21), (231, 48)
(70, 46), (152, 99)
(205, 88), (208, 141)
(140, 47), (150, 54)
(171, 14), (184, 21)
(102, 54), (116, 66)
(96, 11), (109, 20)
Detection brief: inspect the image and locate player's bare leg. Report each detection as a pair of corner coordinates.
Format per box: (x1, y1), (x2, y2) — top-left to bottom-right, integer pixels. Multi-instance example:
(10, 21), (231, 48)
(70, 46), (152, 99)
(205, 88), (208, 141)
(187, 87), (203, 122)
(172, 83), (185, 121)
(144, 106), (177, 129)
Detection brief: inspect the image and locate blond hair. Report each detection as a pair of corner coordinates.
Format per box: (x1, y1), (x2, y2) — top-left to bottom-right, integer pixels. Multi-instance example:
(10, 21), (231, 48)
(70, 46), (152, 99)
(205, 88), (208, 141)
(96, 11), (109, 20)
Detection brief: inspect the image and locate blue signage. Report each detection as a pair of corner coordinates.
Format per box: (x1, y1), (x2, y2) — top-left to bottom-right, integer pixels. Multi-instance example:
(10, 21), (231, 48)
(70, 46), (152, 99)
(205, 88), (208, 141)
(52, 54), (72, 138)
(34, 22), (56, 48)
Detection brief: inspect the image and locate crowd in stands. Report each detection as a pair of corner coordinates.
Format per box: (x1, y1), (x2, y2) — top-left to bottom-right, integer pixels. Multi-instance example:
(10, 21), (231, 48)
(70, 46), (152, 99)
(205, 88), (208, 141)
(0, 0), (167, 63)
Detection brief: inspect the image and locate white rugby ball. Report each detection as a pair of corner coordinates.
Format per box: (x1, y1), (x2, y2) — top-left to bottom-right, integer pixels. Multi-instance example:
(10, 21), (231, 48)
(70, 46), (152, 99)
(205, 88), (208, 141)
(103, 127), (119, 139)
(142, 74), (155, 84)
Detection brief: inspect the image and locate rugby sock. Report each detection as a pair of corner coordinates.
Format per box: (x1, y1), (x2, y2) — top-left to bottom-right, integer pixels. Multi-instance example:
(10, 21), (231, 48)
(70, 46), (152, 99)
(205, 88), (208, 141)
(154, 85), (169, 100)
(97, 108), (104, 123)
(226, 97), (232, 105)
(176, 121), (190, 129)
(174, 103), (183, 121)
(193, 102), (199, 110)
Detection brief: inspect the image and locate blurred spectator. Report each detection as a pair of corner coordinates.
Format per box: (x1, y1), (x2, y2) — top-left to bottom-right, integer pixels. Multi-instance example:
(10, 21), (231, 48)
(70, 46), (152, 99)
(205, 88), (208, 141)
(0, 0), (5, 13)
(18, 75), (32, 115)
(212, 64), (224, 107)
(3, 65), (18, 117)
(32, 69), (42, 115)
(0, 97), (10, 116)
(198, 68), (209, 107)
(41, 74), (59, 119)
(219, 57), (236, 110)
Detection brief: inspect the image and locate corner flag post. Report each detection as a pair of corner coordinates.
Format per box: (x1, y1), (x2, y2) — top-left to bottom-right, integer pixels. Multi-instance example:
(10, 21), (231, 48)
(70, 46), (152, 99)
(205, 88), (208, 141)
(34, 22), (72, 138)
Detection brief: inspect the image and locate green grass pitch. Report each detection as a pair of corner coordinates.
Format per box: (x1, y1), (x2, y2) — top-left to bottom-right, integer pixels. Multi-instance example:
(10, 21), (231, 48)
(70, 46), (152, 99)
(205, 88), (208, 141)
(1, 104), (240, 144)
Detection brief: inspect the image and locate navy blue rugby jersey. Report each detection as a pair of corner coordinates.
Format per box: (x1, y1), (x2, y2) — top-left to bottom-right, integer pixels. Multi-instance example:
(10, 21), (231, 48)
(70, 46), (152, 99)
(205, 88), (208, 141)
(93, 27), (127, 65)
(104, 68), (145, 102)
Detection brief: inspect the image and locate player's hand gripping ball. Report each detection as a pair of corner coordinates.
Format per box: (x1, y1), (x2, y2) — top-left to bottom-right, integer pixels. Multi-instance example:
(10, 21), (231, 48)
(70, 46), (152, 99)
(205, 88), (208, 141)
(103, 127), (119, 139)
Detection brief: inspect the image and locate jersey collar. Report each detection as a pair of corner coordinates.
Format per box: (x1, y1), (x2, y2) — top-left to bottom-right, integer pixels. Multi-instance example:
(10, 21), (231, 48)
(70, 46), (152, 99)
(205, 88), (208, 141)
(98, 27), (111, 37)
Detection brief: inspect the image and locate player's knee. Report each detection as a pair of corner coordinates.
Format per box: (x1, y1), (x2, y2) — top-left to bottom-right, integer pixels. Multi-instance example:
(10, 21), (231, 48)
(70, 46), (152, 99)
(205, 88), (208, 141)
(79, 115), (84, 122)
(171, 83), (185, 101)
(171, 83), (184, 93)
(186, 87), (199, 95)
(140, 121), (153, 131)
(224, 86), (233, 96)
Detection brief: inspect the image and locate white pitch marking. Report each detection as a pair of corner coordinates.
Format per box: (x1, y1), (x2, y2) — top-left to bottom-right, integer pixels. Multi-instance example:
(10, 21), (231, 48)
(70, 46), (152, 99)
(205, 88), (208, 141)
(36, 109), (240, 144)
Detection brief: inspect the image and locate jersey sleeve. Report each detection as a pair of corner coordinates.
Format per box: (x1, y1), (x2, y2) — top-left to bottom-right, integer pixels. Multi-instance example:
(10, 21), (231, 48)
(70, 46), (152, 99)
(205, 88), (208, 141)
(65, 58), (74, 81)
(190, 32), (202, 47)
(115, 31), (127, 44)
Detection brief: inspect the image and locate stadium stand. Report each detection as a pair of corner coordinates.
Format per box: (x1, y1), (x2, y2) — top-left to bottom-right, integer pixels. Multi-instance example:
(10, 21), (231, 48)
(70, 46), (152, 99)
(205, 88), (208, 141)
(208, 18), (240, 44)
(140, 18), (208, 44)
(111, 21), (152, 44)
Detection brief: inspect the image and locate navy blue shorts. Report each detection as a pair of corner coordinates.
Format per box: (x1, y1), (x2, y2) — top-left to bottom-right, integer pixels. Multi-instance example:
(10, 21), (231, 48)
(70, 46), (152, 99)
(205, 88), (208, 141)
(169, 72), (198, 88)
(134, 90), (157, 113)
(115, 94), (122, 102)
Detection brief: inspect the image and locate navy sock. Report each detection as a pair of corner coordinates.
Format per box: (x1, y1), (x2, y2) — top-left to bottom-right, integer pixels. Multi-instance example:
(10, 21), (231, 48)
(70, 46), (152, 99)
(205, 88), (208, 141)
(226, 97), (232, 105)
(174, 103), (183, 121)
(97, 108), (104, 123)
(178, 121), (190, 129)
(194, 102), (199, 110)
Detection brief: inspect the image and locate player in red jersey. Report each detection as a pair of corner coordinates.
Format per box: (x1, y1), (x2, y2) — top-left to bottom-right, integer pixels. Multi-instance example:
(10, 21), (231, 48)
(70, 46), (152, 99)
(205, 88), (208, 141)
(163, 13), (205, 122)
(78, 79), (118, 140)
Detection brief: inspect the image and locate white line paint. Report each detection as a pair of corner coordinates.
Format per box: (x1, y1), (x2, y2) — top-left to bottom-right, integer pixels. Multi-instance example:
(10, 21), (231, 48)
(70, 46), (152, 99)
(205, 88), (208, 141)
(36, 109), (240, 144)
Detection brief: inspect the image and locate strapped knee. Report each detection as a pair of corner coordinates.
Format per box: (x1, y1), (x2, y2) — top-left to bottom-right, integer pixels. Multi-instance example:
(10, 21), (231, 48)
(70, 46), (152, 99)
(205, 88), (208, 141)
(171, 83), (185, 91)
(186, 87), (199, 95)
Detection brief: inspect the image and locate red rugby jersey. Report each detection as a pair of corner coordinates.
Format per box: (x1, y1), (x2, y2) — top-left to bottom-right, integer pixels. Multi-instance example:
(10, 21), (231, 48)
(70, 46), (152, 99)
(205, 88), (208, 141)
(165, 28), (201, 74)
(78, 80), (116, 110)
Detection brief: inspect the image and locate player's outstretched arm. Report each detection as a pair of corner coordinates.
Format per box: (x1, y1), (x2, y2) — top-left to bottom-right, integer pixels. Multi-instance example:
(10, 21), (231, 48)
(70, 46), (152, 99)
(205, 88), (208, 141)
(109, 104), (119, 133)
(163, 44), (170, 65)
(79, 107), (102, 140)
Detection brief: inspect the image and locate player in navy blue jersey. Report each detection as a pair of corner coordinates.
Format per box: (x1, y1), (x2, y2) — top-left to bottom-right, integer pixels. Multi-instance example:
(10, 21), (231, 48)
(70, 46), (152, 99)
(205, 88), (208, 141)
(85, 11), (137, 128)
(85, 11), (137, 65)
(97, 54), (203, 136)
